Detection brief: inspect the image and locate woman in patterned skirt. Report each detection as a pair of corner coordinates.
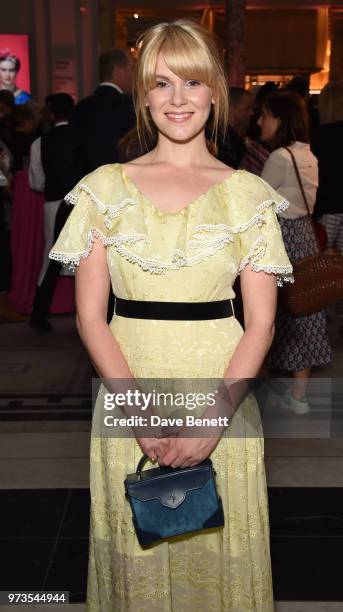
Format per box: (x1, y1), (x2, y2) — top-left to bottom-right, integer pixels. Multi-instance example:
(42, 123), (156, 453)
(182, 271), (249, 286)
(258, 90), (332, 413)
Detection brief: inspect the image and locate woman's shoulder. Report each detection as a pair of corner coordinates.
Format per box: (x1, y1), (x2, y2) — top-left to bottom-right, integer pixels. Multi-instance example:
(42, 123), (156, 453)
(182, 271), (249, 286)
(265, 147), (290, 164)
(221, 169), (289, 218)
(264, 144), (316, 173)
(271, 142), (314, 160)
(287, 142), (318, 169)
(69, 163), (123, 190)
(227, 168), (270, 195)
(66, 163), (130, 209)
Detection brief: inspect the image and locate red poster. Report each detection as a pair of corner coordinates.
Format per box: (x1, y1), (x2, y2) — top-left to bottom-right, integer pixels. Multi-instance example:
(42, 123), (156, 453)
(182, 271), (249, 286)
(0, 34), (31, 104)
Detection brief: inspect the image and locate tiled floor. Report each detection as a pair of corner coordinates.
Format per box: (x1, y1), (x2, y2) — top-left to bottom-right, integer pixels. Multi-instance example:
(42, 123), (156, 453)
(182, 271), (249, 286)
(0, 314), (94, 395)
(1, 487), (343, 603)
(0, 489), (89, 602)
(269, 488), (343, 601)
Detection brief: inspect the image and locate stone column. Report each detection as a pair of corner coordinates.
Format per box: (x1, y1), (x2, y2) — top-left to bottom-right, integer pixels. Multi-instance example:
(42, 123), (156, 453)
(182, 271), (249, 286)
(99, 0), (116, 51)
(33, 0), (52, 101)
(330, 8), (343, 81)
(79, 0), (99, 96)
(224, 0), (247, 87)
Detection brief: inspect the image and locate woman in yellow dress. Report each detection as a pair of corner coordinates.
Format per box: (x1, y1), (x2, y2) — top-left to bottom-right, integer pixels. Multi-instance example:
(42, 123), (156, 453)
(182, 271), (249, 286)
(49, 20), (293, 612)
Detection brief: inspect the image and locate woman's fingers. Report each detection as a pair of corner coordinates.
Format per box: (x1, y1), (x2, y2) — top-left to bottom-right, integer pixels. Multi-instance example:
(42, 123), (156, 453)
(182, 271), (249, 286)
(158, 437), (173, 450)
(137, 437), (161, 462)
(155, 438), (173, 456)
(155, 437), (210, 467)
(171, 452), (193, 468)
(141, 435), (218, 468)
(158, 447), (179, 466)
(160, 444), (188, 467)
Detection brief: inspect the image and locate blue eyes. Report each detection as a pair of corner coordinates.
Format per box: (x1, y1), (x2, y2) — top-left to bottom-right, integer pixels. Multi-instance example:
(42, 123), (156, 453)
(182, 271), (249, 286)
(156, 79), (201, 88)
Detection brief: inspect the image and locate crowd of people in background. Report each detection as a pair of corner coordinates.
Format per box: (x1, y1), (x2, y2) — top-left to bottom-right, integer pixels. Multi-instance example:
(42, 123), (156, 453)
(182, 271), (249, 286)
(0, 46), (342, 411)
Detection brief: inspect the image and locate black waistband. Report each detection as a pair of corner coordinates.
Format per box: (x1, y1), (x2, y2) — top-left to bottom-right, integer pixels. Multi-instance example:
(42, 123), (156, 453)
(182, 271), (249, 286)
(115, 297), (234, 320)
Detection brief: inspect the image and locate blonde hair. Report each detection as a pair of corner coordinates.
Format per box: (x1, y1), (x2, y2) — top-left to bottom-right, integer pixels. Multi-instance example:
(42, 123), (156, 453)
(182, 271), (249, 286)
(318, 80), (343, 124)
(134, 20), (229, 149)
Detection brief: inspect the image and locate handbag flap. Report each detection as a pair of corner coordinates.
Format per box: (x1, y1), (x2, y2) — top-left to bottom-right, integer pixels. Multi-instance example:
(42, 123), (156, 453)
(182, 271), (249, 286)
(125, 464), (211, 509)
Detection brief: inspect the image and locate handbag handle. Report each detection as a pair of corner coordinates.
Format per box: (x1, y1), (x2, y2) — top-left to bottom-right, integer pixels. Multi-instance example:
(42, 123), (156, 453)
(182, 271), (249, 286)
(284, 146), (321, 252)
(135, 454), (212, 481)
(136, 454), (149, 479)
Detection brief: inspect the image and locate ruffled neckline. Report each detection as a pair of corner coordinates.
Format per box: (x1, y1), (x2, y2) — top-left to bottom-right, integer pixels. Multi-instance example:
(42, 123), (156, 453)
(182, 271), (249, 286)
(118, 163), (244, 217)
(50, 163), (293, 286)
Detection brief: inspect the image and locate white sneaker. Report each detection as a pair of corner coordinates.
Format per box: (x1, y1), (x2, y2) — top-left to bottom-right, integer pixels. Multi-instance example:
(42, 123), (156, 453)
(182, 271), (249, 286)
(279, 389), (310, 415)
(256, 381), (292, 415)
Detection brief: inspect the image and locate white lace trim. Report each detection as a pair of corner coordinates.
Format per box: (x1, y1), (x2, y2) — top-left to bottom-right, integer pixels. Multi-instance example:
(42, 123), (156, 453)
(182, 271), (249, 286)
(238, 235), (266, 270)
(49, 228), (234, 274)
(56, 185), (291, 276)
(66, 183), (288, 235)
(270, 197), (289, 214)
(190, 197), (289, 237)
(49, 229), (147, 271)
(110, 239), (233, 274)
(192, 223), (237, 234)
(188, 234), (234, 249)
(238, 236), (294, 287)
(65, 184), (137, 229)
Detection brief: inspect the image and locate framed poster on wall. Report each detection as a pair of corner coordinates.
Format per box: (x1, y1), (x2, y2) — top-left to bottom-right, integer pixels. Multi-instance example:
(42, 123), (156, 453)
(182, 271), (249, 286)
(0, 34), (31, 104)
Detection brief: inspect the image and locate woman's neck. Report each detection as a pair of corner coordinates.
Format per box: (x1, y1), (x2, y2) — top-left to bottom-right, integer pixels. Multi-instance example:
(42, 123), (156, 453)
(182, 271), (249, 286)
(148, 130), (214, 168)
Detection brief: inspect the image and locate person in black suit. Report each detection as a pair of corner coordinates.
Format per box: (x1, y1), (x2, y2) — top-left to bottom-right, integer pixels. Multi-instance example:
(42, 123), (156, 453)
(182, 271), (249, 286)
(68, 48), (136, 323)
(29, 93), (74, 332)
(217, 87), (254, 169)
(68, 48), (136, 185)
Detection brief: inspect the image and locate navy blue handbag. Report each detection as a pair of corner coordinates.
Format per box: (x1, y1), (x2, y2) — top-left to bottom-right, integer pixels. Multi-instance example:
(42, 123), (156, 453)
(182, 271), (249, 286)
(124, 454), (225, 547)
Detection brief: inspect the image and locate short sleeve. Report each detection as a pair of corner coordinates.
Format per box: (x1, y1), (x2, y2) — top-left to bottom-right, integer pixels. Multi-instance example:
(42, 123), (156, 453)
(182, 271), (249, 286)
(48, 182), (110, 270)
(237, 176), (294, 287)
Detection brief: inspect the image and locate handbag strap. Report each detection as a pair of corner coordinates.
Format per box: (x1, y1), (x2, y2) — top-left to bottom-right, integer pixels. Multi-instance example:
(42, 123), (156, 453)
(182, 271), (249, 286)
(136, 454), (149, 479)
(284, 146), (321, 252)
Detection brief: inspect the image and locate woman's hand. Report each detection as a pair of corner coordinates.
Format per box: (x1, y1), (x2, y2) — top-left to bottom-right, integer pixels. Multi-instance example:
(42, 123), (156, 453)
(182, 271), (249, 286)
(136, 435), (174, 463)
(157, 434), (221, 468)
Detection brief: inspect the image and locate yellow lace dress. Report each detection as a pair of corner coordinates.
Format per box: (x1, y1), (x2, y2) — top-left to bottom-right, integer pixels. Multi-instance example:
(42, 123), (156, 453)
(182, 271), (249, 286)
(49, 163), (293, 612)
